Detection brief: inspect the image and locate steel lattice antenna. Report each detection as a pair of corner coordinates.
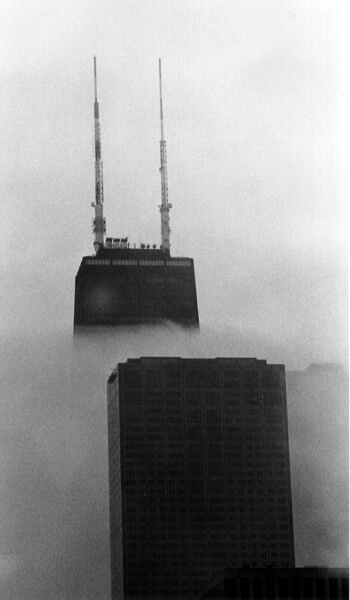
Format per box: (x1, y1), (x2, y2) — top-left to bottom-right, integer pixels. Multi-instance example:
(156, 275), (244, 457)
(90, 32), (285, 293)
(92, 56), (106, 251)
(159, 59), (172, 251)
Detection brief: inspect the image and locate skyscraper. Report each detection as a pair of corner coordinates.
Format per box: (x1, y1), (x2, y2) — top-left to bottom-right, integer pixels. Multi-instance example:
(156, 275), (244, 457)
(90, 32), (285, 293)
(74, 249), (199, 327)
(107, 357), (295, 600)
(74, 58), (199, 329)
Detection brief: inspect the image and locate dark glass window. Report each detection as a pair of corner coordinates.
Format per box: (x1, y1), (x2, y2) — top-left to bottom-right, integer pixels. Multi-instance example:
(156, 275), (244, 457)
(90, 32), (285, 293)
(124, 391), (143, 405)
(186, 368), (220, 388)
(265, 577), (275, 600)
(146, 369), (162, 389)
(262, 369), (282, 388)
(207, 427), (222, 441)
(243, 370), (259, 389)
(278, 577), (288, 599)
(224, 395), (241, 406)
(166, 393), (182, 405)
(188, 462), (204, 477)
(316, 577), (326, 600)
(206, 408), (221, 423)
(253, 578), (262, 599)
(165, 369), (182, 388)
(207, 444), (223, 458)
(223, 378), (241, 394)
(187, 426), (202, 441)
(185, 391), (201, 405)
(341, 578), (349, 599)
(187, 409), (202, 423)
(240, 578), (250, 600)
(187, 444), (203, 458)
(123, 368), (142, 389)
(206, 391), (221, 404)
(304, 577), (313, 599)
(208, 461), (223, 476)
(224, 578), (237, 597)
(329, 578), (339, 600)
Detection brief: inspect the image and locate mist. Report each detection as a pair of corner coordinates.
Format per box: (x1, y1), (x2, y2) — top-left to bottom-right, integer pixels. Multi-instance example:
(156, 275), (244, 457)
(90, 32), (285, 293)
(1, 1), (348, 598)
(0, 322), (348, 599)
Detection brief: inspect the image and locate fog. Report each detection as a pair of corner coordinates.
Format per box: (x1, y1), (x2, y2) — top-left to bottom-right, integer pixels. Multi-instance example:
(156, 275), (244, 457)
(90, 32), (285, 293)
(1, 1), (348, 598)
(1, 325), (348, 599)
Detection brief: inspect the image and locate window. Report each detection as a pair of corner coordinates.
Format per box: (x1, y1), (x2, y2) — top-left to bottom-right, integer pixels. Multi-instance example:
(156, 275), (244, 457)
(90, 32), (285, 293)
(166, 393), (182, 406)
(187, 444), (203, 458)
(146, 369), (162, 389)
(329, 578), (339, 600)
(124, 392), (143, 406)
(185, 369), (220, 389)
(253, 578), (262, 599)
(243, 370), (259, 389)
(122, 369), (142, 389)
(185, 391), (201, 405)
(238, 578), (249, 600)
(166, 260), (191, 266)
(86, 259), (111, 265)
(112, 259), (137, 265)
(207, 427), (222, 441)
(139, 260), (164, 265)
(262, 369), (281, 388)
(265, 578), (275, 599)
(187, 409), (202, 423)
(304, 577), (313, 600)
(187, 427), (202, 441)
(341, 578), (349, 600)
(165, 369), (182, 388)
(207, 444), (223, 458)
(316, 577), (326, 600)
(188, 462), (204, 477)
(206, 409), (221, 423)
(278, 577), (288, 598)
(290, 578), (300, 599)
(225, 579), (237, 596)
(223, 370), (241, 390)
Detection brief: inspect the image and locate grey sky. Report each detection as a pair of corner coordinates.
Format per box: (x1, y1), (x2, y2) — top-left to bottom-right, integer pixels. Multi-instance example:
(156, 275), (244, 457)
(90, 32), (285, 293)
(0, 1), (348, 598)
(1, 0), (347, 362)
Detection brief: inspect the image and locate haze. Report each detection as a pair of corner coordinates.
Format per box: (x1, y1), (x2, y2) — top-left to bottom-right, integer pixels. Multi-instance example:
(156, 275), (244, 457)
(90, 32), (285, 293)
(0, 1), (348, 599)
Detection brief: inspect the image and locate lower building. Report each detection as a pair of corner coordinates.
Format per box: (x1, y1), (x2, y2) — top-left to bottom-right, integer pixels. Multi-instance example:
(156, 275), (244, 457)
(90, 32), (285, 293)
(108, 357), (295, 599)
(194, 566), (349, 600)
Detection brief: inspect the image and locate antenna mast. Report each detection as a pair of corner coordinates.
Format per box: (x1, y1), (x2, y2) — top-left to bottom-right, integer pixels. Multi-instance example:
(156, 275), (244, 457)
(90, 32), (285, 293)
(92, 56), (106, 249)
(159, 59), (172, 251)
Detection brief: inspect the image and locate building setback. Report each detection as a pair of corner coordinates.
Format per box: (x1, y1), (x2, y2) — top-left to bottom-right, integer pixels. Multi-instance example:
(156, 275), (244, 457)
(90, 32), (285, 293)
(107, 357), (295, 600)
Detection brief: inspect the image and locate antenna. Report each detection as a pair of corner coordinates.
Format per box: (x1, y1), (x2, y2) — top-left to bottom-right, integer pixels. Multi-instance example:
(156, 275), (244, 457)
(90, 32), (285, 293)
(92, 56), (106, 249)
(158, 59), (172, 251)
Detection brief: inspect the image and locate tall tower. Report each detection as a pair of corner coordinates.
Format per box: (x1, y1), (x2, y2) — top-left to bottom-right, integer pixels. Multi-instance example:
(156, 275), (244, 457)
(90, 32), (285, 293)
(73, 59), (199, 328)
(159, 59), (172, 250)
(108, 357), (295, 599)
(91, 56), (106, 250)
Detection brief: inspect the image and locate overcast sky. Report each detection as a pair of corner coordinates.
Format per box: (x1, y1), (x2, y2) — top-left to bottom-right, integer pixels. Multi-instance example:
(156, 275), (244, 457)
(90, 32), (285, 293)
(1, 0), (348, 363)
(0, 1), (348, 599)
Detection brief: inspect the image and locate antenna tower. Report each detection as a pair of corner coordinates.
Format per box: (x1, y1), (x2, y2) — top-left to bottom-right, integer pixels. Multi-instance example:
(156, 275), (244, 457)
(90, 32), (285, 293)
(159, 59), (172, 251)
(92, 56), (106, 249)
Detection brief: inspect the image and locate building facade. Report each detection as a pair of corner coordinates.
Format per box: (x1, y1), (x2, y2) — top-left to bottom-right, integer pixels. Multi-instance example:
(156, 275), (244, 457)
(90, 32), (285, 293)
(194, 566), (349, 600)
(74, 248), (199, 327)
(107, 357), (295, 599)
